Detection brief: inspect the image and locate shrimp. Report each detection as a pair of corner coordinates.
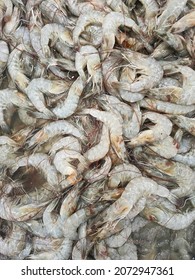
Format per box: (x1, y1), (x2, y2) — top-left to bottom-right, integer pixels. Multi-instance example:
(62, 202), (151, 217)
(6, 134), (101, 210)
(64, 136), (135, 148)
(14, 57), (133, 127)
(53, 149), (87, 184)
(27, 120), (86, 148)
(139, 0), (159, 34)
(0, 41), (9, 75)
(25, 78), (68, 118)
(84, 124), (110, 163)
(7, 44), (30, 91)
(156, 0), (188, 34)
(106, 0), (129, 15)
(0, 223), (26, 257)
(40, 23), (74, 57)
(73, 11), (105, 45)
(75, 46), (102, 92)
(81, 108), (126, 160)
(101, 12), (143, 59)
(3, 6), (20, 36)
(49, 136), (81, 157)
(173, 148), (195, 168)
(128, 112), (172, 147)
(140, 98), (195, 115)
(107, 239), (138, 259)
(171, 10), (195, 33)
(84, 156), (112, 183)
(52, 77), (84, 118)
(10, 153), (59, 188)
(91, 177), (170, 231)
(32, 236), (63, 253)
(151, 41), (173, 59)
(143, 207), (195, 230)
(108, 163), (142, 188)
(0, 196), (50, 222)
(94, 240), (111, 260)
(118, 50), (164, 93)
(72, 222), (91, 260)
(169, 115), (195, 136)
(66, 0), (102, 16)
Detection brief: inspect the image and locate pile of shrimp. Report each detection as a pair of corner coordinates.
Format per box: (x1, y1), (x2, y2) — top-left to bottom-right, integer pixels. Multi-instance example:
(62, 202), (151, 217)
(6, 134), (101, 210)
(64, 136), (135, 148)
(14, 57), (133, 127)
(0, 0), (195, 260)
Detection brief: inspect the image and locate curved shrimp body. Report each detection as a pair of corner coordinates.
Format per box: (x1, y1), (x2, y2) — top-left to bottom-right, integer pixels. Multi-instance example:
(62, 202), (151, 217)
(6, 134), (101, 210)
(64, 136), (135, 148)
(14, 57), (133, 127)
(0, 223), (26, 257)
(178, 66), (195, 105)
(25, 78), (67, 118)
(140, 98), (195, 115)
(75, 46), (102, 92)
(139, 0), (159, 34)
(156, 0), (188, 34)
(3, 6), (20, 36)
(73, 11), (105, 45)
(0, 41), (9, 75)
(49, 136), (81, 157)
(84, 124), (110, 163)
(128, 112), (172, 147)
(94, 177), (170, 229)
(66, 0), (100, 16)
(106, 0), (129, 15)
(169, 115), (195, 136)
(10, 153), (59, 188)
(40, 23), (74, 57)
(52, 77), (84, 118)
(7, 44), (30, 91)
(108, 163), (142, 188)
(81, 108), (126, 160)
(120, 50), (164, 93)
(173, 148), (195, 168)
(143, 207), (195, 230)
(171, 10), (195, 33)
(101, 12), (142, 59)
(107, 239), (138, 260)
(28, 120), (86, 148)
(32, 236), (63, 253)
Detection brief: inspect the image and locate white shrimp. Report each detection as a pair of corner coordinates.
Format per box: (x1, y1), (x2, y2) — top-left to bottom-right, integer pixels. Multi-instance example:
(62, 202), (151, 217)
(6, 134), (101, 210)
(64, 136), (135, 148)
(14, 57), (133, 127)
(73, 11), (106, 45)
(72, 222), (91, 260)
(49, 136), (81, 157)
(40, 23), (74, 57)
(28, 120), (86, 148)
(25, 78), (68, 118)
(106, 0), (129, 15)
(75, 46), (102, 92)
(140, 98), (195, 115)
(81, 108), (126, 160)
(52, 77), (84, 118)
(0, 41), (9, 75)
(128, 112), (172, 147)
(169, 115), (195, 137)
(101, 12), (143, 59)
(108, 163), (142, 188)
(84, 124), (110, 163)
(0, 223), (26, 257)
(7, 44), (30, 91)
(66, 0), (104, 16)
(10, 153), (59, 188)
(139, 0), (159, 34)
(173, 148), (195, 167)
(107, 239), (138, 259)
(143, 207), (195, 230)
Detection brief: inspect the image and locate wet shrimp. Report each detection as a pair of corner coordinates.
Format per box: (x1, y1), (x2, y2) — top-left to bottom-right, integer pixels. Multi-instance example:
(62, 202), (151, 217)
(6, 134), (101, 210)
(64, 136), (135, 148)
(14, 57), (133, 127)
(49, 136), (81, 157)
(173, 148), (195, 168)
(169, 115), (195, 136)
(0, 41), (9, 75)
(81, 108), (127, 160)
(128, 112), (172, 147)
(171, 10), (195, 33)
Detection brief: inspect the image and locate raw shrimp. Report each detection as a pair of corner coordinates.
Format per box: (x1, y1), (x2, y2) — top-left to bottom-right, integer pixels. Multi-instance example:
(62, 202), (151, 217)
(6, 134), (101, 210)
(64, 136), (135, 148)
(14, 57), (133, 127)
(151, 41), (173, 59)
(108, 163), (142, 188)
(139, 98), (195, 114)
(169, 115), (195, 136)
(91, 177), (170, 230)
(73, 11), (105, 45)
(7, 44), (30, 91)
(52, 77), (85, 118)
(0, 223), (26, 257)
(81, 108), (127, 160)
(32, 236), (63, 253)
(143, 207), (195, 230)
(10, 153), (59, 188)
(171, 10), (195, 33)
(84, 124), (110, 163)
(156, 0), (188, 34)
(66, 0), (102, 16)
(40, 23), (74, 57)
(139, 0), (159, 34)
(84, 156), (112, 183)
(27, 120), (86, 148)
(75, 46), (102, 92)
(101, 12), (143, 58)
(118, 50), (164, 93)
(0, 41), (9, 75)
(107, 239), (138, 259)
(106, 0), (129, 15)
(72, 222), (91, 260)
(49, 136), (81, 157)
(173, 148), (195, 167)
(128, 112), (172, 147)
(25, 78), (69, 118)
(3, 6), (20, 36)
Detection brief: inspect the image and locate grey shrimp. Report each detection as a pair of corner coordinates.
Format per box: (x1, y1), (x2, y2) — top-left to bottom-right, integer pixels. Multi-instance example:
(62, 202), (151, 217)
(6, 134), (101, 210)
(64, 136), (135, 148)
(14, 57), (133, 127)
(0, 41), (9, 75)
(27, 120), (86, 148)
(81, 108), (127, 161)
(169, 115), (195, 136)
(52, 77), (85, 118)
(173, 148), (195, 168)
(128, 112), (172, 147)
(49, 136), (81, 157)
(7, 44), (30, 91)
(75, 46), (102, 93)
